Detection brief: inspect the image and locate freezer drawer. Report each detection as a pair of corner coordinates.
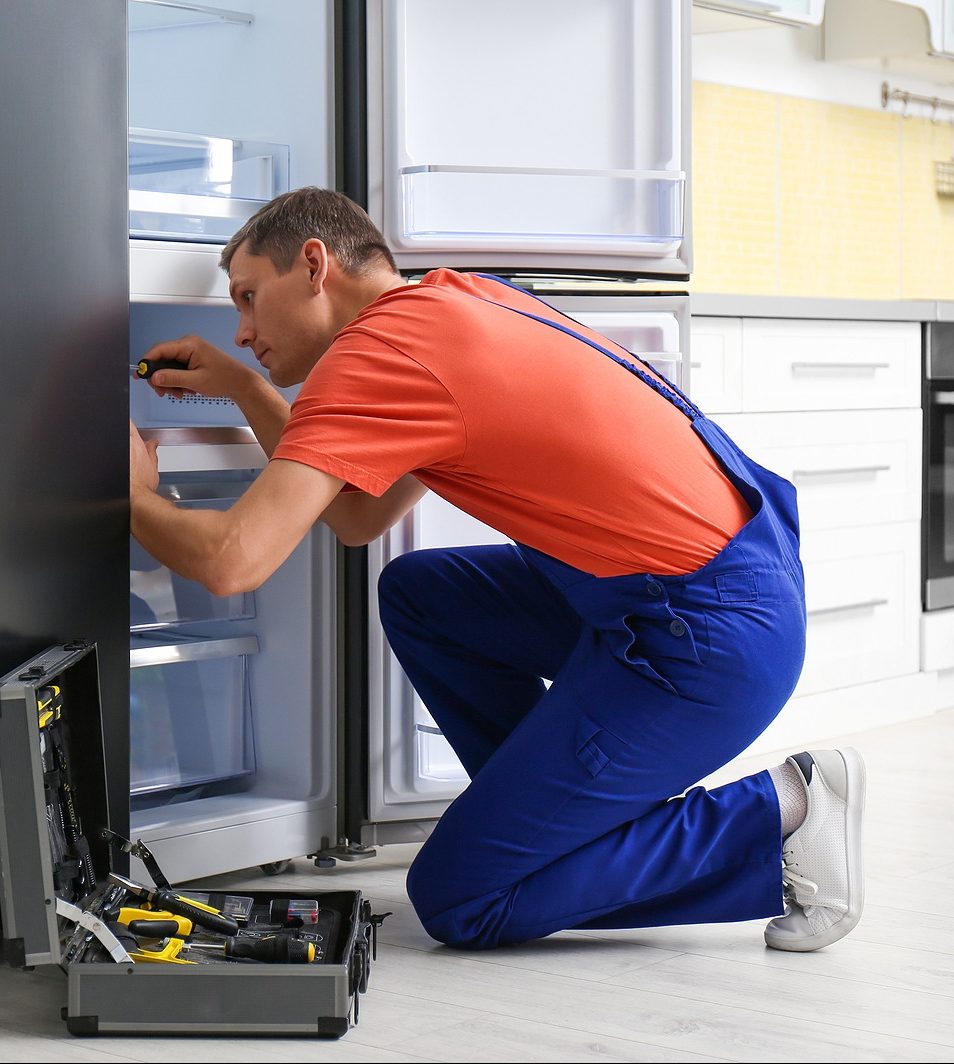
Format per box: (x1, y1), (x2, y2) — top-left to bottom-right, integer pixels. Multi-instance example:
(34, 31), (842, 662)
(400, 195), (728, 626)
(367, 0), (691, 275)
(129, 635), (258, 796)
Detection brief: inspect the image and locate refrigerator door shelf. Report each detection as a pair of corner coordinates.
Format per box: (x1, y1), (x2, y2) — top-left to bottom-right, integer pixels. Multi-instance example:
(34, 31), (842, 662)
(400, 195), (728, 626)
(398, 166), (684, 255)
(370, 0), (690, 275)
(128, 129), (289, 244)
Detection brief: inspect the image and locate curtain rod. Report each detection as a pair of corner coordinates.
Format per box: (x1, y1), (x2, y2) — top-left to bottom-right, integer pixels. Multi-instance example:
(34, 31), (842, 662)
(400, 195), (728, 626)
(881, 81), (954, 118)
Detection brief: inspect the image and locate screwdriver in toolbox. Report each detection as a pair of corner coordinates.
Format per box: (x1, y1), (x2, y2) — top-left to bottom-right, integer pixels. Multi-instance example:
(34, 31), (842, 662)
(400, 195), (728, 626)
(130, 933), (317, 964)
(187, 934), (318, 964)
(108, 873), (239, 936)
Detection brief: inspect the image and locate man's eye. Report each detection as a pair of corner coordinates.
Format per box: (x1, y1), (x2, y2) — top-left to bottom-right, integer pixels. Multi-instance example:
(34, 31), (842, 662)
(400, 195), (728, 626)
(243, 292), (253, 304)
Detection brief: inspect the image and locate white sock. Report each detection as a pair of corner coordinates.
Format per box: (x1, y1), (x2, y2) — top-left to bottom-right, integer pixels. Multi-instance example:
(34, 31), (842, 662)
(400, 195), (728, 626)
(768, 760), (808, 839)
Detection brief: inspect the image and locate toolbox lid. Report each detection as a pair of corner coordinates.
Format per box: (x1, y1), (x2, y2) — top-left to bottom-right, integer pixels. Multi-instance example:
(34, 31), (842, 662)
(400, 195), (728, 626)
(0, 643), (111, 967)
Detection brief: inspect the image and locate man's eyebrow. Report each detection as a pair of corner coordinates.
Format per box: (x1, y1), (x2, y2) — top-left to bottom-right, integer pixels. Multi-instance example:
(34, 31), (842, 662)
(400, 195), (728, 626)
(228, 277), (244, 303)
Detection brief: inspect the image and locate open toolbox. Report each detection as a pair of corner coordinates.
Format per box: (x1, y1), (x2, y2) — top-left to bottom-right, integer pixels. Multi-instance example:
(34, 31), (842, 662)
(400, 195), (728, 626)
(0, 642), (386, 1037)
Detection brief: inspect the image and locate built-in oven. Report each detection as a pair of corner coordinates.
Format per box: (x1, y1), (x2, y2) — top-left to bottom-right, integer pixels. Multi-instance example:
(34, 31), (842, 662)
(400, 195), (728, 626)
(924, 322), (954, 611)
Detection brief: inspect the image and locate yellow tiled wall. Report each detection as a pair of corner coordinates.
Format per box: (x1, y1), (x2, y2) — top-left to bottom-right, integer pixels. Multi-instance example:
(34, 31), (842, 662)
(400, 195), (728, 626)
(691, 81), (954, 298)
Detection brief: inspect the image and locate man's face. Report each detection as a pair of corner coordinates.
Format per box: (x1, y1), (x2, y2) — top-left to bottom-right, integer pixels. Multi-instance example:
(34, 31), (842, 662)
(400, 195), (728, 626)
(228, 242), (334, 388)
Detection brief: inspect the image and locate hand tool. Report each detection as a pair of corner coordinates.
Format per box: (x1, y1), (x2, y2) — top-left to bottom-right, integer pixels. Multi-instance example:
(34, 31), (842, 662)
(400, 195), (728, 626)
(107, 872), (239, 936)
(109, 906), (194, 939)
(187, 933), (317, 964)
(125, 934), (195, 965)
(132, 358), (186, 380)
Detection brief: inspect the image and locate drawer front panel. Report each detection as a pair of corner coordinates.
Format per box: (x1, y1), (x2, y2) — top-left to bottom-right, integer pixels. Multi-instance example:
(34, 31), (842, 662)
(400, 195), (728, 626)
(741, 319), (921, 412)
(714, 409), (922, 530)
(689, 317), (742, 413)
(794, 523), (920, 697)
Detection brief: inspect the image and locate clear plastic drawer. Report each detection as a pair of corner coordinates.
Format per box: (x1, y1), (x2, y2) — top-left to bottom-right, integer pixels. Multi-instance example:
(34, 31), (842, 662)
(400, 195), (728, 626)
(129, 634), (258, 796)
(129, 128), (289, 243)
(130, 477), (255, 630)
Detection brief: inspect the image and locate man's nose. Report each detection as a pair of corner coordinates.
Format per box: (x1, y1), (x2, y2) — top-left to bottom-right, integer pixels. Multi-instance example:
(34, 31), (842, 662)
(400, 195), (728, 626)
(234, 319), (254, 348)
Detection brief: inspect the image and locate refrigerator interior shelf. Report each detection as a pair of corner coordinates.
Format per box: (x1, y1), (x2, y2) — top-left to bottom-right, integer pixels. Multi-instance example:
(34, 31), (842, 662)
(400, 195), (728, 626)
(398, 165), (685, 252)
(129, 0), (254, 32)
(129, 129), (289, 243)
(129, 189), (260, 221)
(130, 634), (259, 668)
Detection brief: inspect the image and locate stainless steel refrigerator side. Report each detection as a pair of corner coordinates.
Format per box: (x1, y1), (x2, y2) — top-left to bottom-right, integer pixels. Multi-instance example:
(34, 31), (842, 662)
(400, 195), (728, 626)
(0, 2), (130, 843)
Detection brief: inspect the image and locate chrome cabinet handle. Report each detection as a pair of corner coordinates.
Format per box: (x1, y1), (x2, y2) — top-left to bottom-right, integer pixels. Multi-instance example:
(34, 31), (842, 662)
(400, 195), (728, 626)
(807, 598), (888, 618)
(793, 465), (891, 479)
(790, 361), (891, 372)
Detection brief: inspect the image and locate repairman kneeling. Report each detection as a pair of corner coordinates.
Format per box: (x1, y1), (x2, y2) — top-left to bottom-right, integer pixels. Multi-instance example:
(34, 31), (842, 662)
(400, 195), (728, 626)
(130, 187), (864, 954)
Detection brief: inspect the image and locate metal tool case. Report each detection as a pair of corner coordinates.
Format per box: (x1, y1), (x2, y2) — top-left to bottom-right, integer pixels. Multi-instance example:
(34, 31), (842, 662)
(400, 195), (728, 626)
(0, 643), (382, 1037)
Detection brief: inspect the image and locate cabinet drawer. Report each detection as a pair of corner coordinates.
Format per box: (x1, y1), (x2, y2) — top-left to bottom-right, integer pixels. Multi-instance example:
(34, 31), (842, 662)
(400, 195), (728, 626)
(713, 409), (922, 530)
(689, 317), (742, 413)
(741, 319), (921, 412)
(794, 523), (920, 697)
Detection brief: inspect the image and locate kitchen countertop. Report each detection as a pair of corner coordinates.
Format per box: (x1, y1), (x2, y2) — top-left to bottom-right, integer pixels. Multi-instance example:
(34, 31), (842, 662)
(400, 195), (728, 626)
(689, 293), (954, 322)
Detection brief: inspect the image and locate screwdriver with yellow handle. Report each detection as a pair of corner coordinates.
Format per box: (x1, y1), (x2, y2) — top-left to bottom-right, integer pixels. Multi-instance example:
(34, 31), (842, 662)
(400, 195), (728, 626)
(132, 358), (186, 380)
(131, 933), (317, 965)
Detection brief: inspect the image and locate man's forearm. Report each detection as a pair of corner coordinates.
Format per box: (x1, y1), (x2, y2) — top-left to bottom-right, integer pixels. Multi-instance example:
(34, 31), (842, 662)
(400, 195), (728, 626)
(230, 372), (291, 458)
(131, 488), (236, 594)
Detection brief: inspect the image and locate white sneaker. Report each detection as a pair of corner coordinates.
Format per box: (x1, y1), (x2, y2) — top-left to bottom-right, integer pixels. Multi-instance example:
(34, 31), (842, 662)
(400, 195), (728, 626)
(764, 748), (866, 952)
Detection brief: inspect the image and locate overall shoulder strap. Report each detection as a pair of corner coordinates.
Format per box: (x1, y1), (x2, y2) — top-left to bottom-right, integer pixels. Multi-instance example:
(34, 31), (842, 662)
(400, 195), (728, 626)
(474, 273), (702, 422)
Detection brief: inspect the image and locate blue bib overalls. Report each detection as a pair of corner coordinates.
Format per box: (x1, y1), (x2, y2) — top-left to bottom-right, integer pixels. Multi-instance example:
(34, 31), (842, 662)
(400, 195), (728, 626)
(378, 279), (807, 950)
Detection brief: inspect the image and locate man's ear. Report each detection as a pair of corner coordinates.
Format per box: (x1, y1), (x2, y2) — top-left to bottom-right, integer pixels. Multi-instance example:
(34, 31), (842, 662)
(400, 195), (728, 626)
(301, 238), (329, 293)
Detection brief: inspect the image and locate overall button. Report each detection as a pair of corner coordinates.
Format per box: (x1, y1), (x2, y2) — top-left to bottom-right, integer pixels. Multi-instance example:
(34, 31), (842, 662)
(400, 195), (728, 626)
(646, 581), (662, 597)
(669, 619), (687, 637)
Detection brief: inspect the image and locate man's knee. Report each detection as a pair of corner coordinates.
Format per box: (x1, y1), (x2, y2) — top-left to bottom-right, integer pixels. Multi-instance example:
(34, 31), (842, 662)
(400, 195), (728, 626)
(406, 850), (510, 951)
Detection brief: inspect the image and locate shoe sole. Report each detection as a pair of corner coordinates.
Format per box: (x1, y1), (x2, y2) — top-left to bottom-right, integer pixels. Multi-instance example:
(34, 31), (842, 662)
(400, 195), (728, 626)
(765, 746), (866, 952)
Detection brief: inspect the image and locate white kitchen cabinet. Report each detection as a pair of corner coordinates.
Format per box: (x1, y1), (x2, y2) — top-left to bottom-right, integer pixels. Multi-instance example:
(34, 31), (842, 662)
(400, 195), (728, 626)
(795, 522), (921, 696)
(690, 313), (925, 718)
(690, 317), (743, 412)
(693, 0), (824, 28)
(824, 0), (954, 78)
(713, 409), (922, 530)
(740, 319), (921, 412)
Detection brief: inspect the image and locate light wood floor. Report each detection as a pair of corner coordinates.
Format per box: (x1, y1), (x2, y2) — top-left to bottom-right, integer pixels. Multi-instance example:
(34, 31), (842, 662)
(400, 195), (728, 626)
(1, 707), (952, 1063)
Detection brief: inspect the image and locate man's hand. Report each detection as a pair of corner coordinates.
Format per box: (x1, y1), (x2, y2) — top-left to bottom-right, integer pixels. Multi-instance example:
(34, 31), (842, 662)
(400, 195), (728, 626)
(130, 419), (159, 496)
(137, 335), (257, 401)
(134, 334), (290, 458)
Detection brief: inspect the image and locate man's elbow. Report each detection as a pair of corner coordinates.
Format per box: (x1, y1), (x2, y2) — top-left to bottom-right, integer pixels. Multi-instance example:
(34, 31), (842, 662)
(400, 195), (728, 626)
(202, 557), (266, 597)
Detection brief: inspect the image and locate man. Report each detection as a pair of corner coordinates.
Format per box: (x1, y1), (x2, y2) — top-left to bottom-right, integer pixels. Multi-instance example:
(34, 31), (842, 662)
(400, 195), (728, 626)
(130, 187), (865, 953)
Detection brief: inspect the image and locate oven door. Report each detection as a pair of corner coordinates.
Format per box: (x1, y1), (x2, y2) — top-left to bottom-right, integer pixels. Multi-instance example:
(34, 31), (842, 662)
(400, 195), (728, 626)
(925, 380), (954, 610)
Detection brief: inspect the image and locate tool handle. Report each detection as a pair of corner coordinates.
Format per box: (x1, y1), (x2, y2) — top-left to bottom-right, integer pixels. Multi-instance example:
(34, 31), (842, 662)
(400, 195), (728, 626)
(127, 919), (182, 939)
(156, 889), (238, 936)
(113, 907), (194, 937)
(135, 358), (187, 380)
(227, 935), (315, 963)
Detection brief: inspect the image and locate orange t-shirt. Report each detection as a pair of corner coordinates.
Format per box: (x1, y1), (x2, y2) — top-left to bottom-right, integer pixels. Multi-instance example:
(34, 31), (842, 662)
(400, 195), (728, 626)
(273, 270), (751, 577)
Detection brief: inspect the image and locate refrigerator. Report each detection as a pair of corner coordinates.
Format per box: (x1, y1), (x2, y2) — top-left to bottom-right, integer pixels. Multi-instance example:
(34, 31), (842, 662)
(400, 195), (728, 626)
(3, 0), (691, 885)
